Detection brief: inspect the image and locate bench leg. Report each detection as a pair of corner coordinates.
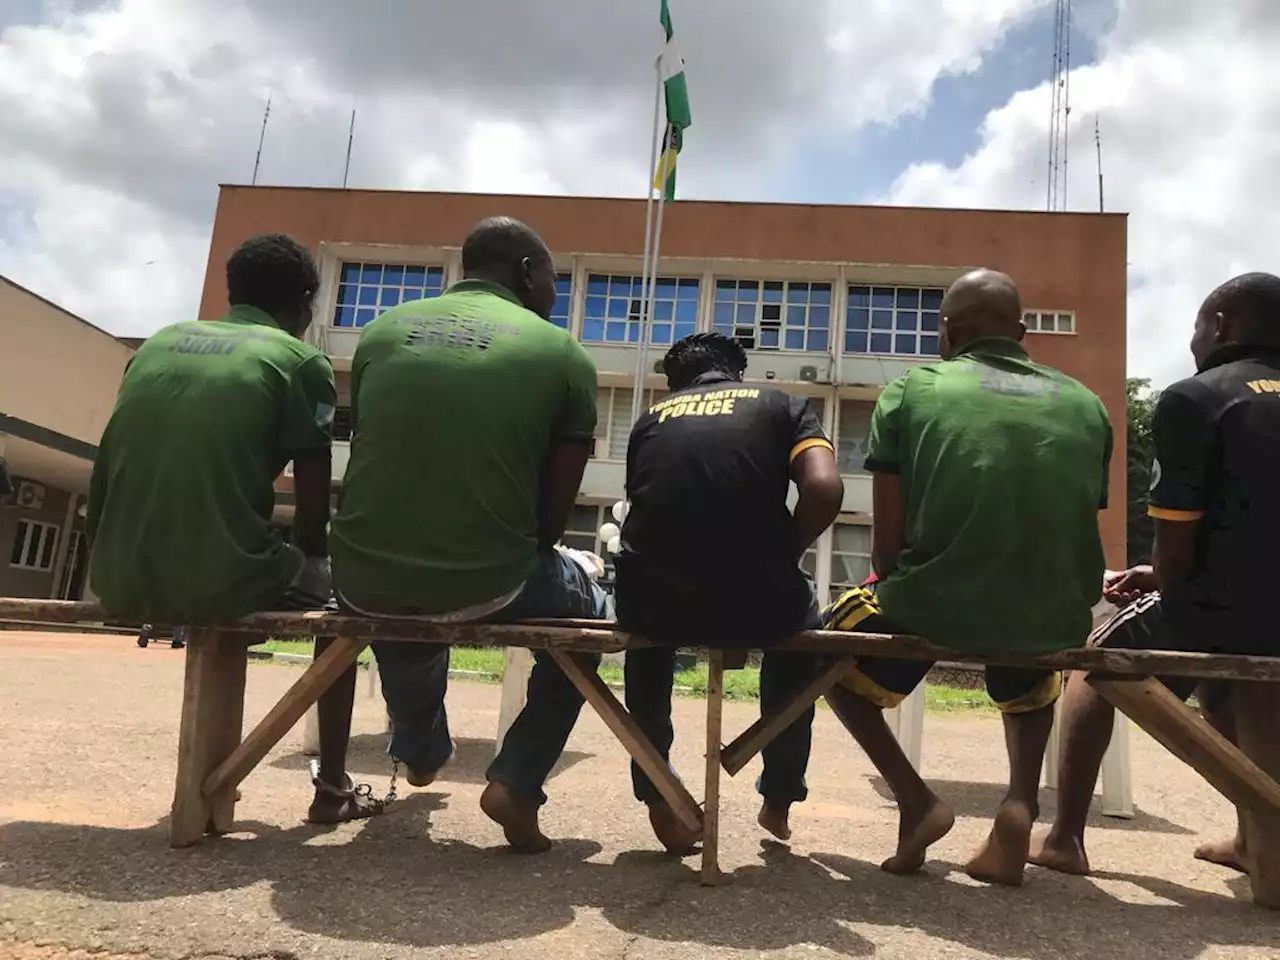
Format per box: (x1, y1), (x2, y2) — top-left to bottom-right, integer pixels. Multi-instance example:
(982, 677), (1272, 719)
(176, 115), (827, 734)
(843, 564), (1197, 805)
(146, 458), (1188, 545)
(1100, 710), (1135, 818)
(702, 650), (725, 886)
(496, 647), (534, 758)
(547, 650), (702, 833)
(1232, 681), (1280, 910)
(721, 657), (855, 776)
(200, 635), (368, 800)
(302, 706), (321, 756)
(170, 629), (247, 847)
(1090, 677), (1280, 812)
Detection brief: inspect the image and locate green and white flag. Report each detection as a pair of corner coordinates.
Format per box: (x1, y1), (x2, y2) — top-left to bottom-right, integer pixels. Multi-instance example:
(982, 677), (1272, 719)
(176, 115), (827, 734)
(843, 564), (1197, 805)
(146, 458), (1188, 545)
(653, 0), (692, 200)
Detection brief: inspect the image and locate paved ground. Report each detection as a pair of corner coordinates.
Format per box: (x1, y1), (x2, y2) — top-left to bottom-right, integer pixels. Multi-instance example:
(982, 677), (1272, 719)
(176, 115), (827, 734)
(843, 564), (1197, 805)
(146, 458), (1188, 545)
(1, 632), (1276, 960)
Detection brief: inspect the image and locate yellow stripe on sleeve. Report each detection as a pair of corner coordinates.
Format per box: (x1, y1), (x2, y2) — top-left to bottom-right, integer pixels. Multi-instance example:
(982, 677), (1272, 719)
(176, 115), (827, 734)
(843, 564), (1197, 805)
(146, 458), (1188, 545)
(1147, 506), (1205, 521)
(789, 437), (834, 463)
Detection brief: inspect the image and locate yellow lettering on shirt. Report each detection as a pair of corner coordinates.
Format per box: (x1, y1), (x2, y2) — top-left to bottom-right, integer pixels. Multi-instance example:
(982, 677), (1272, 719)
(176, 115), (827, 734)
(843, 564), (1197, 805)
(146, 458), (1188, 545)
(721, 398), (736, 415)
(670, 402), (688, 418)
(704, 399), (722, 415)
(1248, 379), (1280, 394)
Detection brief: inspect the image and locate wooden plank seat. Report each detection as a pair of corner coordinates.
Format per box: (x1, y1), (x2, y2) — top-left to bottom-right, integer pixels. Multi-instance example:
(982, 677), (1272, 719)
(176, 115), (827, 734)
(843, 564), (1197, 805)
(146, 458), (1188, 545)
(4, 598), (1280, 904)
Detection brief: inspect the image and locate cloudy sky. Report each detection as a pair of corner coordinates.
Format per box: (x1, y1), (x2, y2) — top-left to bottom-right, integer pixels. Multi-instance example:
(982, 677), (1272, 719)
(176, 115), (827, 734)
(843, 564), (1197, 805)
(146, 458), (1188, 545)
(1, 0), (1275, 388)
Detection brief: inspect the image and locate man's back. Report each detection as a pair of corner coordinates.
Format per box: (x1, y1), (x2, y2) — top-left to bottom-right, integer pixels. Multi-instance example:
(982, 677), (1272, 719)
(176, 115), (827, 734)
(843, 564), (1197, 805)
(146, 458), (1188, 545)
(331, 280), (597, 614)
(88, 309), (334, 620)
(871, 338), (1112, 653)
(1151, 346), (1280, 651)
(616, 374), (829, 645)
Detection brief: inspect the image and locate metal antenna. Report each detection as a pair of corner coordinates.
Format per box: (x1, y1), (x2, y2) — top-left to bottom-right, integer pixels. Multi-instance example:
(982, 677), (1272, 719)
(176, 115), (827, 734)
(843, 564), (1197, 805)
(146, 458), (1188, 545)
(1095, 115), (1104, 213)
(342, 106), (356, 188)
(1046, 0), (1072, 211)
(251, 91), (272, 186)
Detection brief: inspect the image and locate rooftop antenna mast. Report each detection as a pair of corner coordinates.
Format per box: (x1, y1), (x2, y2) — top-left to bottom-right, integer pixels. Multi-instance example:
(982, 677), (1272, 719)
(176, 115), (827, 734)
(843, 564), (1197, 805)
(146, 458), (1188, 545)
(1046, 0), (1072, 211)
(251, 91), (272, 186)
(342, 104), (357, 188)
(1094, 115), (1104, 213)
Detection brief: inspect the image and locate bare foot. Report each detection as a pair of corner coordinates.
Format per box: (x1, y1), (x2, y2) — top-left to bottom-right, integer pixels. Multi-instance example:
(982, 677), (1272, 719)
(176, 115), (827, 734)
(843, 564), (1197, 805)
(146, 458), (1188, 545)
(1028, 829), (1091, 876)
(881, 796), (955, 875)
(966, 799), (1036, 886)
(757, 801), (792, 841)
(480, 780), (551, 854)
(647, 802), (702, 856)
(1194, 837), (1249, 874)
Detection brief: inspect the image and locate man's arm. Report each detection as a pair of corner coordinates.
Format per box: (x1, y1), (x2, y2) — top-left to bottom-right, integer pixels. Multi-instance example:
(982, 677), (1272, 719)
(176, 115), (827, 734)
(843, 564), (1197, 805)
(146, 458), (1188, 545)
(863, 375), (908, 578)
(282, 355), (338, 557)
(786, 397), (842, 556)
(537, 338), (598, 549)
(870, 473), (906, 577)
(1146, 382), (1214, 590)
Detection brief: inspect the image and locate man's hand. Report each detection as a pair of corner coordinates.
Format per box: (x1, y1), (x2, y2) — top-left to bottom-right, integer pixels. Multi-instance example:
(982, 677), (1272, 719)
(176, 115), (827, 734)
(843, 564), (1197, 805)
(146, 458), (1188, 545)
(1102, 565), (1157, 605)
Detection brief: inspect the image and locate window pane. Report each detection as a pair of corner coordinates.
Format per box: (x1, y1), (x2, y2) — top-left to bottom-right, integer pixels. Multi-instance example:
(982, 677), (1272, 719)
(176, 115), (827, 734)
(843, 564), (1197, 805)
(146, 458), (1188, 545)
(337, 283), (356, 306)
(1058, 313), (1074, 332)
(357, 286), (378, 306)
(834, 523), (871, 554)
(894, 334), (917, 354)
(848, 286), (870, 308)
(921, 310), (940, 332)
(356, 308), (376, 327)
(787, 305), (808, 327)
(383, 265), (404, 287)
(784, 329), (804, 350)
(871, 310), (893, 330)
(334, 305), (355, 327)
(810, 284), (831, 305)
(403, 265), (426, 286)
(23, 527), (42, 567)
(585, 296), (606, 319)
(677, 280), (700, 300)
(39, 527), (57, 569)
(807, 329), (829, 353)
(895, 309), (918, 331)
(653, 300), (673, 321)
(607, 298), (628, 319)
(588, 275), (609, 297)
(837, 401), (872, 474)
(921, 289), (944, 311)
(341, 263), (360, 283)
(674, 321), (696, 342)
(760, 328), (779, 348)
(871, 287), (894, 310)
(605, 322), (627, 342)
(787, 284), (809, 304)
(809, 305), (829, 329)
(713, 302), (734, 326)
(846, 331), (869, 353)
(583, 317), (604, 341)
(736, 304), (756, 326)
(762, 281), (784, 303)
(651, 324), (672, 345)
(848, 307), (869, 331)
(715, 278), (737, 292)
(675, 300), (697, 323)
(360, 264), (382, 283)
(10, 522), (27, 565)
(870, 332), (892, 353)
(379, 288), (400, 308)
(895, 288), (920, 309)
(920, 334), (941, 356)
(737, 280), (759, 301)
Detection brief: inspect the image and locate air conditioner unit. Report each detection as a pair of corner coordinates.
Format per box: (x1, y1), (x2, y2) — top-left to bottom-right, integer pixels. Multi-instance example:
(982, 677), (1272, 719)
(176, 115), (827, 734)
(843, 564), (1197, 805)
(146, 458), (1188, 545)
(16, 481), (45, 510)
(652, 360), (664, 374)
(798, 366), (819, 382)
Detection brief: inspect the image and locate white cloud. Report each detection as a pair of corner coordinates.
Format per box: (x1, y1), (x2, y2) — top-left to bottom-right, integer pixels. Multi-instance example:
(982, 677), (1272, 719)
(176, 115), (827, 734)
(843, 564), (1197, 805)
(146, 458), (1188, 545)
(0, 0), (1043, 338)
(885, 0), (1280, 389)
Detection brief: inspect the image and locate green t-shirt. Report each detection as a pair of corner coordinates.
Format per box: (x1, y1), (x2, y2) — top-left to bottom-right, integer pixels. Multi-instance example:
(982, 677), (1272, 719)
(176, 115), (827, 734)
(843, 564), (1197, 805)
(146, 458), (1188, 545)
(331, 279), (598, 613)
(87, 306), (336, 620)
(867, 338), (1112, 654)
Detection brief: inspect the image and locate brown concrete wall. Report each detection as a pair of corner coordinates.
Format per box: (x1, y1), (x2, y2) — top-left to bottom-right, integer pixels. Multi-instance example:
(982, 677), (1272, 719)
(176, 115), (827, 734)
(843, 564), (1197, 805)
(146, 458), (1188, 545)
(0, 278), (134, 446)
(203, 186), (1128, 566)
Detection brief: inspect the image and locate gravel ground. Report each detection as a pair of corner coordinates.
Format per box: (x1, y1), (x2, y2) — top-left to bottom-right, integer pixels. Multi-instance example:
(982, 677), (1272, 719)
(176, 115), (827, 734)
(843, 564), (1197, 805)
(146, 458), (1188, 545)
(1, 631), (1277, 960)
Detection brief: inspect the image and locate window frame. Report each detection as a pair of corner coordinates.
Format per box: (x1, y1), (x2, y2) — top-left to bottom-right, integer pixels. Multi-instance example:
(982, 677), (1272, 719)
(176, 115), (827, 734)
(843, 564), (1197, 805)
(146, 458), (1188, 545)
(712, 278), (833, 353)
(593, 386), (668, 461)
(827, 522), (872, 604)
(9, 519), (60, 573)
(1023, 309), (1077, 335)
(549, 272), (574, 330)
(331, 260), (448, 330)
(844, 284), (944, 358)
(834, 398), (873, 476)
(580, 273), (700, 346)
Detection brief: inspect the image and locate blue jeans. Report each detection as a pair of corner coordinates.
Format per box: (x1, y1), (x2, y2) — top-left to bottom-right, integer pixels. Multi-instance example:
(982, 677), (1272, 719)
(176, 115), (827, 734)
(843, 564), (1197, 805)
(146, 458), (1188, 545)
(485, 550), (609, 804)
(371, 549), (608, 786)
(625, 597), (823, 807)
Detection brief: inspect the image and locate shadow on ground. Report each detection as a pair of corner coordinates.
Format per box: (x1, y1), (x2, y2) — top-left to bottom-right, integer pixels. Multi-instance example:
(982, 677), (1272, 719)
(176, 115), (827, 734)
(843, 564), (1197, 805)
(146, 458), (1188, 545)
(1, 805), (1274, 958)
(268, 735), (593, 786)
(867, 776), (1196, 835)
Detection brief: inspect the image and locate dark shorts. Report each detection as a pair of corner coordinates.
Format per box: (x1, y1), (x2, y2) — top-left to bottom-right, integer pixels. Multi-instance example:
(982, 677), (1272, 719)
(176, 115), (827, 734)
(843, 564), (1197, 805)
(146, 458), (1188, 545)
(824, 587), (1062, 715)
(1088, 592), (1230, 712)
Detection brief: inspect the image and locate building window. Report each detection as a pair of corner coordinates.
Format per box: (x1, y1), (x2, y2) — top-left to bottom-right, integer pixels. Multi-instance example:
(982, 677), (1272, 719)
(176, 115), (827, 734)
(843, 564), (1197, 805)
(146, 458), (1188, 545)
(593, 387), (667, 460)
(332, 262), (446, 329)
(582, 274), (699, 345)
(550, 273), (573, 329)
(845, 285), (943, 357)
(713, 280), (831, 352)
(836, 400), (873, 475)
(561, 503), (616, 585)
(828, 523), (872, 603)
(1024, 310), (1075, 334)
(332, 406), (353, 443)
(10, 520), (59, 572)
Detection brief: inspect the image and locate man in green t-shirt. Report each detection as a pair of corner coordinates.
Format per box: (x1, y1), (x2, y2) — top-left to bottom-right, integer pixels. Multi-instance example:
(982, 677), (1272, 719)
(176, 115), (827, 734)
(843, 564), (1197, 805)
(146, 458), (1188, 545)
(88, 234), (375, 824)
(821, 268), (1112, 887)
(331, 217), (607, 853)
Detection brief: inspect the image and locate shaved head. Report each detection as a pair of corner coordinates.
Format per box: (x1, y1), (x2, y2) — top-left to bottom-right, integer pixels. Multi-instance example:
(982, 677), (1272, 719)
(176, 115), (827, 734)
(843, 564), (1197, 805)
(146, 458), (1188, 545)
(1190, 271), (1280, 369)
(939, 269), (1024, 359)
(460, 216), (557, 319)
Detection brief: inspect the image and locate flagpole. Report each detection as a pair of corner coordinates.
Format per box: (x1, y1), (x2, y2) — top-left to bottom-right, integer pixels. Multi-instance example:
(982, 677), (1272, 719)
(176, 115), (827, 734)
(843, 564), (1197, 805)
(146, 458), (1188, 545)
(634, 130), (673, 418)
(629, 56), (665, 428)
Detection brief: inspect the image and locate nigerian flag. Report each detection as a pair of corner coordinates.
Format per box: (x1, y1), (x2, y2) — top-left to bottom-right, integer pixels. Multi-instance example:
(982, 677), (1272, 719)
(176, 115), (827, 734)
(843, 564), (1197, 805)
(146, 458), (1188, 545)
(652, 0), (692, 201)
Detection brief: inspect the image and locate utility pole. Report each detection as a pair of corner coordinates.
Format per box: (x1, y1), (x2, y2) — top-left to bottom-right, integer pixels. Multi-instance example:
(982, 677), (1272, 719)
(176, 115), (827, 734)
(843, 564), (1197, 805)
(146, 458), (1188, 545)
(251, 91), (272, 186)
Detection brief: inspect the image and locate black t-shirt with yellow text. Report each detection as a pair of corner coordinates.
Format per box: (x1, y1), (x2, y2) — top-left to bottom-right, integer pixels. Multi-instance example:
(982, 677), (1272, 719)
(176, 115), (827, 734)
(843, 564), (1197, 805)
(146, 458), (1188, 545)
(615, 372), (831, 646)
(1148, 344), (1280, 653)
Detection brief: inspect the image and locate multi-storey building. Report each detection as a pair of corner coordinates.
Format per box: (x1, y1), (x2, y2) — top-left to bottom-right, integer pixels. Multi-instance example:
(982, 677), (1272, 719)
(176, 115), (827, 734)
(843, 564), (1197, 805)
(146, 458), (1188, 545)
(200, 187), (1128, 603)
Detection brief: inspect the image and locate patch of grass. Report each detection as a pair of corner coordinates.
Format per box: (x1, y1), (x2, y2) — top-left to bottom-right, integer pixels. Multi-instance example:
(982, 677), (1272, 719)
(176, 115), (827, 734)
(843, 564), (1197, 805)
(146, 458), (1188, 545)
(251, 640), (994, 713)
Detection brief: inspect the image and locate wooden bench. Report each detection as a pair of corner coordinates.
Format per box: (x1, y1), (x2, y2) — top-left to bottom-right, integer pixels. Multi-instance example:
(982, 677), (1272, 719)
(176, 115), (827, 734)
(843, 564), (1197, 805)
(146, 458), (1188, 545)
(4, 598), (1280, 907)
